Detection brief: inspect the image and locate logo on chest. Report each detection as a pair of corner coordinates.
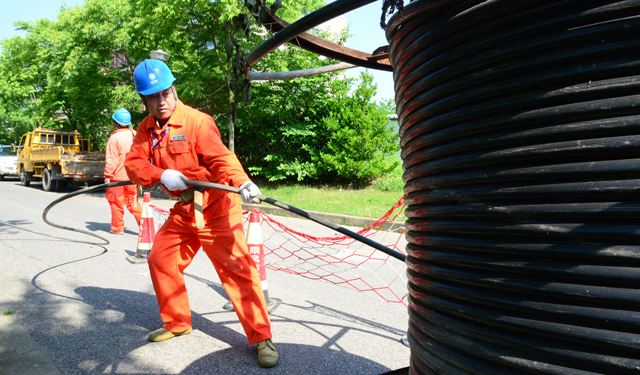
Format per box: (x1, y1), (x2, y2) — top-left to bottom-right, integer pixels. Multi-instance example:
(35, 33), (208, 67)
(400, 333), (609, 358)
(170, 134), (186, 141)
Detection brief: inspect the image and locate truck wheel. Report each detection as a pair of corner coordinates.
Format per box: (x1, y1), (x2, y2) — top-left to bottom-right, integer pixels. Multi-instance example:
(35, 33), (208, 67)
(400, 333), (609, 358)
(0, 175), (4, 181)
(42, 168), (58, 192)
(20, 170), (30, 187)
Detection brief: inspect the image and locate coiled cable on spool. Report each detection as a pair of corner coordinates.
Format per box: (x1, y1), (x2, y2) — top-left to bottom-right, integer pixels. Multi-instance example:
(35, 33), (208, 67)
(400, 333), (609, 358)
(388, 0), (640, 374)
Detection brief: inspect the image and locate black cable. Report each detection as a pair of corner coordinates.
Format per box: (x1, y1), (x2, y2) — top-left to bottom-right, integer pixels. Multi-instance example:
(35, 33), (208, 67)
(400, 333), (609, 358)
(41, 180), (134, 246)
(388, 1), (640, 374)
(185, 179), (406, 262)
(39, 179), (406, 262)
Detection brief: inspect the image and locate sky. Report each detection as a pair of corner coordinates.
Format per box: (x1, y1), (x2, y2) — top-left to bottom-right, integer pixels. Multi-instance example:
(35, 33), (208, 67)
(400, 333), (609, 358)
(0, 0), (395, 104)
(341, 1), (396, 104)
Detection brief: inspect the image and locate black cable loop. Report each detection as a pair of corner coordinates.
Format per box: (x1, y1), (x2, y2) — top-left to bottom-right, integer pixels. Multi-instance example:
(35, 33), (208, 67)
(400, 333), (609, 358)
(41, 181), (134, 246)
(392, 1), (640, 100)
(40, 180), (406, 262)
(397, 50), (640, 130)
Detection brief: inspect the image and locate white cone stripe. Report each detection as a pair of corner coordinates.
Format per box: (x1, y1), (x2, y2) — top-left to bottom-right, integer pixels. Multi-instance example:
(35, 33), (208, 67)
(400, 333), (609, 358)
(137, 243), (153, 250)
(246, 222), (262, 244)
(142, 204), (154, 219)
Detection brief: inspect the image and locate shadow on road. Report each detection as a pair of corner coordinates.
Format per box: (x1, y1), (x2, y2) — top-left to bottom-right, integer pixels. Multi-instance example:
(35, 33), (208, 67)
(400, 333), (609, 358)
(16, 282), (399, 374)
(16, 251), (406, 375)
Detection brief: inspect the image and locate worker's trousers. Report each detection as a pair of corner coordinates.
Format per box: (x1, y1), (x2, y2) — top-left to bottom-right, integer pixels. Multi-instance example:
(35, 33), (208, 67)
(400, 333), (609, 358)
(106, 184), (142, 233)
(147, 201), (272, 345)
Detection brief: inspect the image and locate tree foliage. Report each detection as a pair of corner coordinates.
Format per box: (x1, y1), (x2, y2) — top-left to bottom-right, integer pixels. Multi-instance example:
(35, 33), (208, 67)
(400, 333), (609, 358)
(0, 0), (399, 185)
(317, 71), (399, 182)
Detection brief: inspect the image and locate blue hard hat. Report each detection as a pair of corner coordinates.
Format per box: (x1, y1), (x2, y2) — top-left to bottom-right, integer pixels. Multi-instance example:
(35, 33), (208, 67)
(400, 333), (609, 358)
(133, 59), (176, 96)
(112, 108), (132, 126)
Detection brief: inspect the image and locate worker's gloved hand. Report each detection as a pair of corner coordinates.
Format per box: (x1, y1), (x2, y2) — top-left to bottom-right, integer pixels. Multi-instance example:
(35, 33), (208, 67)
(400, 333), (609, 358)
(161, 169), (188, 191)
(240, 181), (262, 204)
(104, 178), (110, 184)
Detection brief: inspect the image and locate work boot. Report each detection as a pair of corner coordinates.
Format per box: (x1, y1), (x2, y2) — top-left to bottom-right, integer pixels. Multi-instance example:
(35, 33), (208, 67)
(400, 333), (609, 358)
(148, 327), (192, 342)
(257, 338), (279, 368)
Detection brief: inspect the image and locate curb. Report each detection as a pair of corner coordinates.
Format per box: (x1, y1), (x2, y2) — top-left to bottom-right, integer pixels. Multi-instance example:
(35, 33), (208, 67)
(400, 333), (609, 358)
(144, 189), (405, 232)
(241, 203), (405, 232)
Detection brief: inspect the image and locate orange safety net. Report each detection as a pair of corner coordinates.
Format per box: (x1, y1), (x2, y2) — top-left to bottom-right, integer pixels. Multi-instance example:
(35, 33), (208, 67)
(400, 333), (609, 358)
(150, 197), (408, 306)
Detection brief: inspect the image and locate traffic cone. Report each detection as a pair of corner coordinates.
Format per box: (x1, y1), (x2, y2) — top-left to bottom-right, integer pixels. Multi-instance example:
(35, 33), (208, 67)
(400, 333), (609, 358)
(223, 209), (281, 313)
(127, 192), (155, 264)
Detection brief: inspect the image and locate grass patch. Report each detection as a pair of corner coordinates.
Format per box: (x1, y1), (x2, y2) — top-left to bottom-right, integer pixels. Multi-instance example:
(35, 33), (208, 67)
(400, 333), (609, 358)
(261, 185), (404, 219)
(259, 170), (405, 221)
(3, 310), (15, 315)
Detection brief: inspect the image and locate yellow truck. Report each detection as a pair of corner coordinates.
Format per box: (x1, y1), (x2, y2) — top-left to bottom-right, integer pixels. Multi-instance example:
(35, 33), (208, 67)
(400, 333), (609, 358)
(14, 128), (106, 192)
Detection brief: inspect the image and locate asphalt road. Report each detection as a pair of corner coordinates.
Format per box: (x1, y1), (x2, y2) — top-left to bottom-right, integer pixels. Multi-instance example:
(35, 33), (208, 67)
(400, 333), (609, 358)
(0, 178), (410, 375)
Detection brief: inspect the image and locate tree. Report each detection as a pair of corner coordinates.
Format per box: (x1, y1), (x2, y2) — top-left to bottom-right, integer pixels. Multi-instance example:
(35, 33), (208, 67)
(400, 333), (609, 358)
(0, 0), (141, 150)
(0, 0), (400, 185)
(0, 20), (53, 145)
(42, 0), (140, 148)
(237, 68), (399, 184)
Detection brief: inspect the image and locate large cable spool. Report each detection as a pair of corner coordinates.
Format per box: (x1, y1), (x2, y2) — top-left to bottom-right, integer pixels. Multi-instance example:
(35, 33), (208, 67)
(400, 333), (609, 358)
(386, 1), (640, 374)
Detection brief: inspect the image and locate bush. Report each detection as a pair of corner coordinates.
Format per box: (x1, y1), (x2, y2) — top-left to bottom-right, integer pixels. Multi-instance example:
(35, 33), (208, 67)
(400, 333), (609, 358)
(233, 69), (400, 184)
(373, 161), (404, 192)
(314, 72), (400, 183)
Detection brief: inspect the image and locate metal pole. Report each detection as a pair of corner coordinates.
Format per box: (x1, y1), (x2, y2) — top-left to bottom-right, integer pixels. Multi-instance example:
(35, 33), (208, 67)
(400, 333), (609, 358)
(247, 63), (356, 81)
(246, 0), (377, 67)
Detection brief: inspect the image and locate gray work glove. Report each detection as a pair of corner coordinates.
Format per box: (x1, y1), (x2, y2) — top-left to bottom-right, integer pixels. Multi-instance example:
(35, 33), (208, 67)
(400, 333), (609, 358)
(161, 169), (188, 191)
(239, 181), (262, 204)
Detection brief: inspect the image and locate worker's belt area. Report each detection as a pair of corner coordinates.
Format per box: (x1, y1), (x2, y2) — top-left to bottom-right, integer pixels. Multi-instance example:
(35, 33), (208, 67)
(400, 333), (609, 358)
(180, 189), (205, 229)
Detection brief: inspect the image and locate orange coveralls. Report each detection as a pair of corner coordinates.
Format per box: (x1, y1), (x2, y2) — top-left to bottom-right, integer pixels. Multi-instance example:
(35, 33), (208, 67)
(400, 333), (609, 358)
(105, 128), (141, 233)
(124, 100), (271, 344)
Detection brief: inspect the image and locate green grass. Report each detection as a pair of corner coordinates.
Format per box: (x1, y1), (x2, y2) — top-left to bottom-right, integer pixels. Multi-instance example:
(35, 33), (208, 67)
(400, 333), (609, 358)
(260, 185), (405, 219)
(258, 164), (406, 220)
(145, 163), (407, 220)
(3, 310), (15, 315)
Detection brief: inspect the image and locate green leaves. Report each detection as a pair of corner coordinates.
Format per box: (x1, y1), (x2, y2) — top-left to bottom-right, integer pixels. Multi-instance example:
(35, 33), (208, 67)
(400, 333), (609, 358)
(241, 79), (252, 106)
(315, 71), (400, 183)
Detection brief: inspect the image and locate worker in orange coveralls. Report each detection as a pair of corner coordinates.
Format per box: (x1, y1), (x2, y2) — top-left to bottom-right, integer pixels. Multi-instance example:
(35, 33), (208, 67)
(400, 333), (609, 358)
(124, 59), (278, 368)
(105, 108), (142, 234)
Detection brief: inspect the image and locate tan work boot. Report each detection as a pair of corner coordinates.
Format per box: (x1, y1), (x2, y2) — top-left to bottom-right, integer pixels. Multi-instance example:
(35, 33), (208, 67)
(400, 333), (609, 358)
(257, 338), (279, 368)
(148, 327), (192, 342)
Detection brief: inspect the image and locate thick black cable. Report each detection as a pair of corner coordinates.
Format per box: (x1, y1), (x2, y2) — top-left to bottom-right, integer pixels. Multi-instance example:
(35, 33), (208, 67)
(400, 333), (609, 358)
(40, 179), (406, 262)
(388, 1), (640, 374)
(41, 180), (134, 246)
(184, 179), (406, 262)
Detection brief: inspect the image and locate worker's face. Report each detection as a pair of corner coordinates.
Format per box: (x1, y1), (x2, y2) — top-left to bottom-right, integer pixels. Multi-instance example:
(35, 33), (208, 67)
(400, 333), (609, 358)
(143, 87), (176, 121)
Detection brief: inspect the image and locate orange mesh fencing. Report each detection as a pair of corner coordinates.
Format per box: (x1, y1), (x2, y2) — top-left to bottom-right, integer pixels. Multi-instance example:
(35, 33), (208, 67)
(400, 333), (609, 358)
(150, 196), (408, 307)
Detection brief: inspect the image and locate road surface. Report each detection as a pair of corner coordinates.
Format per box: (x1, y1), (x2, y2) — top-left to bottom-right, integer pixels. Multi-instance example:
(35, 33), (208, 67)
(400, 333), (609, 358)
(0, 178), (410, 374)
